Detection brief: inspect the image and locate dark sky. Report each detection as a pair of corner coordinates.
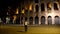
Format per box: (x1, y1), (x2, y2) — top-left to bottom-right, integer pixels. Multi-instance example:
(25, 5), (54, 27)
(0, 0), (23, 9)
(0, 0), (24, 17)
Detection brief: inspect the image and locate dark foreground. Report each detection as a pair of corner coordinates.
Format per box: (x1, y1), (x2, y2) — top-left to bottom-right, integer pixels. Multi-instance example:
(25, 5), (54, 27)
(0, 25), (60, 34)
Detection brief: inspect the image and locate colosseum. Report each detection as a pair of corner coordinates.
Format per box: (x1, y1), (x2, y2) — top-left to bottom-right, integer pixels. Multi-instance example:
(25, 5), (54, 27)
(4, 0), (60, 25)
(16, 0), (60, 25)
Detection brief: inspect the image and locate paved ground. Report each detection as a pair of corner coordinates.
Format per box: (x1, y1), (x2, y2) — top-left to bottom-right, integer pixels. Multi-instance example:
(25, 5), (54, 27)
(0, 25), (60, 34)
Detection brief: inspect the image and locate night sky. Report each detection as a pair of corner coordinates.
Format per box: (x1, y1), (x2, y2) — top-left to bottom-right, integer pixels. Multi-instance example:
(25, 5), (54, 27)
(0, 0), (24, 17)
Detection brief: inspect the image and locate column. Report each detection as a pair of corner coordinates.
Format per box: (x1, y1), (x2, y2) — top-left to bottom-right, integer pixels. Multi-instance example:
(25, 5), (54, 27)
(33, 16), (35, 24)
(39, 2), (41, 25)
(52, 16), (55, 24)
(33, 1), (35, 25)
(20, 16), (21, 24)
(45, 16), (48, 25)
(45, 3), (47, 12)
(39, 16), (41, 24)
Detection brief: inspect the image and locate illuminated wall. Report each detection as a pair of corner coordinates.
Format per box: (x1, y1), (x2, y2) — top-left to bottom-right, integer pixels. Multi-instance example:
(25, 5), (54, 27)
(19, 0), (60, 25)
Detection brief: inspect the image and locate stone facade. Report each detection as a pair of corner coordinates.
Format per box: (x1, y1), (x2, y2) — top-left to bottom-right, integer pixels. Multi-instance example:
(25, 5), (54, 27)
(19, 0), (60, 25)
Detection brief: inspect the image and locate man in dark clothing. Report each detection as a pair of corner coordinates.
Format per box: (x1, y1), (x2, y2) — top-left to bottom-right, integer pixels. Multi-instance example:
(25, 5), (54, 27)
(24, 21), (28, 32)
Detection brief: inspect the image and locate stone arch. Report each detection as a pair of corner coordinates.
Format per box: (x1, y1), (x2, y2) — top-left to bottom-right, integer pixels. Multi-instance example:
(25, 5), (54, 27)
(21, 17), (23, 24)
(35, 16), (39, 24)
(54, 2), (58, 10)
(25, 17), (27, 21)
(29, 17), (33, 25)
(54, 16), (59, 24)
(48, 16), (52, 25)
(35, 5), (39, 12)
(47, 2), (51, 10)
(41, 3), (45, 11)
(41, 16), (45, 25)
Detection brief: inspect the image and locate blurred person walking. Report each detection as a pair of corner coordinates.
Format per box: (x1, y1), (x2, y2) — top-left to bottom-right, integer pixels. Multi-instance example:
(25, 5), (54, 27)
(24, 21), (28, 32)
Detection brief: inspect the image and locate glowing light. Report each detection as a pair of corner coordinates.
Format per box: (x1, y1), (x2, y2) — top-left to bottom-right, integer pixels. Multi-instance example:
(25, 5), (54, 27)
(48, 3), (51, 8)
(29, 4), (32, 10)
(21, 9), (24, 14)
(15, 8), (18, 14)
(13, 15), (17, 21)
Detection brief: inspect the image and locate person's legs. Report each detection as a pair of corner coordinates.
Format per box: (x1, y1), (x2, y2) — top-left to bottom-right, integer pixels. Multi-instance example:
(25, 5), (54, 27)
(25, 25), (27, 32)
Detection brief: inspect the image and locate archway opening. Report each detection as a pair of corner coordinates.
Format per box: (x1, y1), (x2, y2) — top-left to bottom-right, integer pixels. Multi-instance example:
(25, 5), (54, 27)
(35, 16), (39, 24)
(41, 16), (45, 25)
(29, 17), (33, 25)
(55, 16), (59, 25)
(21, 17), (23, 24)
(48, 16), (52, 25)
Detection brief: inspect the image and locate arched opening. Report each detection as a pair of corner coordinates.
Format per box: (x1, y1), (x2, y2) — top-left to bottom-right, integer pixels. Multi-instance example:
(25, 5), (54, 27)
(35, 16), (39, 24)
(47, 3), (51, 10)
(16, 16), (20, 24)
(35, 5), (39, 12)
(25, 10), (28, 15)
(41, 16), (45, 25)
(54, 3), (58, 10)
(29, 17), (33, 25)
(54, 16), (59, 25)
(48, 16), (52, 25)
(25, 17), (27, 21)
(41, 3), (45, 12)
(21, 17), (23, 24)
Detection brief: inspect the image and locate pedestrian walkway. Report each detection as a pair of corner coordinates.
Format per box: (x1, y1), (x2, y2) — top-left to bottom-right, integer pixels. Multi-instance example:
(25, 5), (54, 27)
(0, 25), (60, 34)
